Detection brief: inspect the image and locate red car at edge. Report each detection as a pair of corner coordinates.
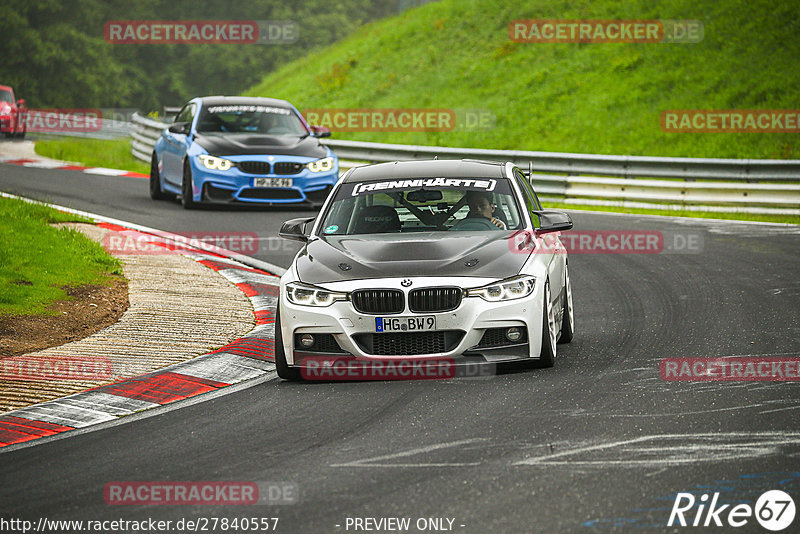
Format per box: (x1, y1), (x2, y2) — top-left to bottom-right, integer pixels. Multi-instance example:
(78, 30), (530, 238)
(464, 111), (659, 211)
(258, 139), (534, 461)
(0, 85), (27, 138)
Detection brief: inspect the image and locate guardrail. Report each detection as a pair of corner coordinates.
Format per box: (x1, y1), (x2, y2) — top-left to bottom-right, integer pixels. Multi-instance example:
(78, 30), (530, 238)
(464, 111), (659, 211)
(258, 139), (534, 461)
(131, 113), (800, 215)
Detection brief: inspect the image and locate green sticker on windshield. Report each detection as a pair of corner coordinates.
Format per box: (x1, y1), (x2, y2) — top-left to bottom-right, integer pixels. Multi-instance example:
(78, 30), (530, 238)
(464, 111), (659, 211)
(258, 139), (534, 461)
(324, 225), (339, 233)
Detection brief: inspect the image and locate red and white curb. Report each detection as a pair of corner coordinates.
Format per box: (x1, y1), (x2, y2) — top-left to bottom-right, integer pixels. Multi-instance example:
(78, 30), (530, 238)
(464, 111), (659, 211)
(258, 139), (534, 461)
(0, 155), (148, 179)
(0, 196), (283, 450)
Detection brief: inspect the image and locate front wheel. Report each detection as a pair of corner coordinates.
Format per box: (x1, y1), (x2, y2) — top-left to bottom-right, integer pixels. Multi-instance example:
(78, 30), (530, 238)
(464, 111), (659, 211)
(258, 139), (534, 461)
(149, 153), (174, 200)
(558, 263), (574, 344)
(274, 307), (302, 381)
(536, 279), (557, 368)
(181, 161), (199, 209)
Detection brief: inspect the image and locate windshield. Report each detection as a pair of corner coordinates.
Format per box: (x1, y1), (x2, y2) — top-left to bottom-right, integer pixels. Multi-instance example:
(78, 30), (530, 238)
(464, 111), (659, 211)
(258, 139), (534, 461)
(318, 177), (524, 235)
(0, 90), (13, 103)
(196, 104), (308, 135)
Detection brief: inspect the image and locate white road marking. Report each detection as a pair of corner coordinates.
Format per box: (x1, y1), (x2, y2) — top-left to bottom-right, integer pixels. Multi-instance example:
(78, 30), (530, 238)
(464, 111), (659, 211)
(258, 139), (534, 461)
(758, 405), (800, 415)
(515, 432), (800, 467)
(82, 167), (129, 176)
(22, 161), (71, 169)
(331, 438), (489, 467)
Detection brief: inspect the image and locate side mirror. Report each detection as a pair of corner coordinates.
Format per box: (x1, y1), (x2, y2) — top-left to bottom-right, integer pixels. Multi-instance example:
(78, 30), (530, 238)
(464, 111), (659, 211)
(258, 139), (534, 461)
(168, 121), (190, 134)
(534, 210), (573, 234)
(279, 217), (316, 242)
(309, 125), (331, 138)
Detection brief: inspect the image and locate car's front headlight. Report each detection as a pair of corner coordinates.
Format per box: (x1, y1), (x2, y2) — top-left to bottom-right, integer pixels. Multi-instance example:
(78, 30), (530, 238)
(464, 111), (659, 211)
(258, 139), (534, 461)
(285, 281), (348, 307)
(306, 157), (335, 173)
(466, 275), (536, 302)
(198, 154), (233, 171)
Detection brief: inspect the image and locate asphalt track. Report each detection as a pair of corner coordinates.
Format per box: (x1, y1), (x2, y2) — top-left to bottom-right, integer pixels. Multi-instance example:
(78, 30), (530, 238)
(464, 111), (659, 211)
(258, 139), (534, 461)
(2, 160), (800, 533)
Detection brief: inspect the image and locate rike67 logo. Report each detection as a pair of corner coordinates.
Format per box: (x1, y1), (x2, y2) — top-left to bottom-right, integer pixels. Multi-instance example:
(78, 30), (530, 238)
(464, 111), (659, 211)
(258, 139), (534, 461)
(669, 490), (795, 530)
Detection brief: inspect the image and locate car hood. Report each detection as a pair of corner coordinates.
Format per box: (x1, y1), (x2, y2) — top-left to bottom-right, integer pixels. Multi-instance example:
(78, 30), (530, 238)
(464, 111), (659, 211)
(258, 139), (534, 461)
(296, 232), (529, 284)
(193, 133), (328, 158)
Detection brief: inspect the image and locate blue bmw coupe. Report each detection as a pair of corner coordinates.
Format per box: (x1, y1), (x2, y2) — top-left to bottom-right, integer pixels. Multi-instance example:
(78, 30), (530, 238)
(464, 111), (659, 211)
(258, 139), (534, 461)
(150, 96), (339, 209)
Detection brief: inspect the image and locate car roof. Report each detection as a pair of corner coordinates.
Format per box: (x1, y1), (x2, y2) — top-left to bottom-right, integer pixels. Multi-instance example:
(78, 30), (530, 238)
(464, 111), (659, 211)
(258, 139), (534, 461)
(0, 85), (13, 92)
(342, 159), (507, 183)
(196, 96), (294, 109)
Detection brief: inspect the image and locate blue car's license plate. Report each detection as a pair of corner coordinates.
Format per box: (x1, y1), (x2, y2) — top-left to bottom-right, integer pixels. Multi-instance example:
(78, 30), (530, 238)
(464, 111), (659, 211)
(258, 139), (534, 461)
(254, 177), (293, 188)
(375, 316), (436, 333)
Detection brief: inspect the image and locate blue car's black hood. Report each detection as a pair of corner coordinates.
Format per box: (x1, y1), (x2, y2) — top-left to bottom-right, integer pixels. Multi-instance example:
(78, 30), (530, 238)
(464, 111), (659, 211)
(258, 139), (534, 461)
(296, 233), (529, 284)
(194, 133), (328, 158)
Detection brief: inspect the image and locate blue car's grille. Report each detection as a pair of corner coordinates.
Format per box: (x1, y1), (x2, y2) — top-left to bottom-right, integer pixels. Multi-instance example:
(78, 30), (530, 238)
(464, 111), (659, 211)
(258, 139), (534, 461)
(274, 162), (304, 175)
(237, 161), (271, 174)
(235, 161), (306, 175)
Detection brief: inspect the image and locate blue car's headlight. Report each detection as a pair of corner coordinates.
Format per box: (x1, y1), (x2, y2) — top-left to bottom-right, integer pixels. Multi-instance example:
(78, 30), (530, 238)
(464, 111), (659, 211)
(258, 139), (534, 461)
(198, 154), (233, 171)
(466, 275), (536, 302)
(285, 282), (348, 307)
(306, 157), (335, 173)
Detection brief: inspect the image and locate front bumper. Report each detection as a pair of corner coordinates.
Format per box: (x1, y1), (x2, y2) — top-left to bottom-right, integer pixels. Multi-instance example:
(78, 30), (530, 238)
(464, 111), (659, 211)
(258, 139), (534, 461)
(190, 156), (338, 206)
(279, 277), (545, 366)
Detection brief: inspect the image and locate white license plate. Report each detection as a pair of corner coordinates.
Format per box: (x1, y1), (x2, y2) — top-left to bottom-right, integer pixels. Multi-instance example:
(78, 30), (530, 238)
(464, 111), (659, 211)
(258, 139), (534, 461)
(254, 178), (293, 188)
(375, 316), (436, 333)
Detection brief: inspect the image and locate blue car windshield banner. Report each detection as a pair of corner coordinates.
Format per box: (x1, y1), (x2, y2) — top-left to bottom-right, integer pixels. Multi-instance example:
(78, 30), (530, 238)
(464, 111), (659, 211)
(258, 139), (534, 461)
(205, 105), (292, 115)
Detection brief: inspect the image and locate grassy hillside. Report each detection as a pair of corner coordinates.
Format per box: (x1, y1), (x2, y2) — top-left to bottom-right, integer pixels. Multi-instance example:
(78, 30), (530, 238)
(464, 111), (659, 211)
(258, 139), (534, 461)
(245, 0), (800, 159)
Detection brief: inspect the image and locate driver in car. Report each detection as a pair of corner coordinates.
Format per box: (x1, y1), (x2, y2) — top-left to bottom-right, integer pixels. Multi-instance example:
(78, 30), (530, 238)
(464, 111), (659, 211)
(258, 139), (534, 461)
(464, 191), (506, 229)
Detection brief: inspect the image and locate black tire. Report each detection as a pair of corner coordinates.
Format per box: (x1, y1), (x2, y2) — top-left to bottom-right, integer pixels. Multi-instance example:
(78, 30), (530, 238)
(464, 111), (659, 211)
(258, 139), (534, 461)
(274, 307), (302, 381)
(536, 279), (557, 368)
(149, 153), (174, 200)
(558, 262), (575, 344)
(181, 160), (199, 209)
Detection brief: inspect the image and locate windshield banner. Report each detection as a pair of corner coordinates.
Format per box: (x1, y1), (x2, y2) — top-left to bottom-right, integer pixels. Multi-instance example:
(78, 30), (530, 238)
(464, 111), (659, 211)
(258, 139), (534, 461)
(350, 178), (497, 196)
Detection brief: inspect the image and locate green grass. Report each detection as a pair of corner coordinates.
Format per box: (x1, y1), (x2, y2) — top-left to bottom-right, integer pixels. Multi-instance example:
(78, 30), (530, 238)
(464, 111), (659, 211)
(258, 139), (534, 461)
(542, 201), (800, 225)
(0, 196), (123, 316)
(34, 138), (149, 175)
(245, 0), (799, 159)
